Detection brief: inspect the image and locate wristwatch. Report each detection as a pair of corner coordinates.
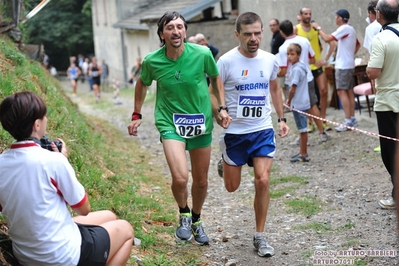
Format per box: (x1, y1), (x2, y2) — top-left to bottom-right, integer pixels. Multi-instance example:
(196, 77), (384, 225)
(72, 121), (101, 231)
(218, 106), (229, 112)
(277, 117), (287, 123)
(316, 26), (322, 31)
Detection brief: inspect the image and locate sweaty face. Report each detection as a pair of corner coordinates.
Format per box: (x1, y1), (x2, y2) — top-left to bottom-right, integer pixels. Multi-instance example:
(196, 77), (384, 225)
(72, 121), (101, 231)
(161, 17), (186, 48)
(300, 8), (312, 24)
(236, 22), (263, 57)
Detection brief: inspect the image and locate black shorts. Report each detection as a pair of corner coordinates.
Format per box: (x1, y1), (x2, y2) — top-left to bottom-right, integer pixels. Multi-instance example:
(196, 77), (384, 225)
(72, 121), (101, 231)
(77, 223), (110, 266)
(92, 76), (101, 86)
(311, 67), (324, 79)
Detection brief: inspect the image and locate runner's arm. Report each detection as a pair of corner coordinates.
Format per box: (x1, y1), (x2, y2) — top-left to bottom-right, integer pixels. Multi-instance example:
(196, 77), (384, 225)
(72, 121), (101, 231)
(209, 75), (231, 129)
(128, 77), (147, 136)
(270, 78), (289, 137)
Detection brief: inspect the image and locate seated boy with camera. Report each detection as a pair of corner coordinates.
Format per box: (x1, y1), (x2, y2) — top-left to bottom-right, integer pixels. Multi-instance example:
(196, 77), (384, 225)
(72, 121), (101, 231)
(0, 91), (133, 266)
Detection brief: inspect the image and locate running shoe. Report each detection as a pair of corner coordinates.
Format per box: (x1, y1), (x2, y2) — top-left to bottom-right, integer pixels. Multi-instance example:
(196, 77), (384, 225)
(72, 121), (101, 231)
(175, 213), (193, 242)
(191, 220), (209, 245)
(379, 197), (396, 209)
(335, 121), (352, 132)
(253, 235), (275, 257)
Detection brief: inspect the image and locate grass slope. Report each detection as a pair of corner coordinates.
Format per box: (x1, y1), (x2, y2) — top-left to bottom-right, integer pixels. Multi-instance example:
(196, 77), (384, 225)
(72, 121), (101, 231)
(0, 36), (203, 265)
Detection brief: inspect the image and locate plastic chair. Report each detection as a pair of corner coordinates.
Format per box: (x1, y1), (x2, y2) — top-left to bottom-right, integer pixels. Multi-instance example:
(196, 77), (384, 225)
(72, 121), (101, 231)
(353, 73), (375, 117)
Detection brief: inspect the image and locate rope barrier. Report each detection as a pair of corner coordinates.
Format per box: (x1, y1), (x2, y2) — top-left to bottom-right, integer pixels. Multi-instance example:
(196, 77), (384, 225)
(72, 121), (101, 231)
(283, 104), (399, 142)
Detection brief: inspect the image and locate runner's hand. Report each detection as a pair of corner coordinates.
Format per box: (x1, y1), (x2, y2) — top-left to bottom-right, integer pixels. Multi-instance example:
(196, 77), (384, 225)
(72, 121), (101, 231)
(278, 122), (289, 138)
(128, 120), (141, 136)
(217, 110), (232, 129)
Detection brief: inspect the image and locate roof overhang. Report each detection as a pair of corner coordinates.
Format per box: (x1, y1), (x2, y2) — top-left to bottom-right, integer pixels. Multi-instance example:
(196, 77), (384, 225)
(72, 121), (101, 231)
(113, 0), (222, 30)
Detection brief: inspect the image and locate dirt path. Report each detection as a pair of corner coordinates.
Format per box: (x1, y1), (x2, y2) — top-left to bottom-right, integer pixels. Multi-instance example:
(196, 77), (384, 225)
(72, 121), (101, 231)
(61, 79), (398, 265)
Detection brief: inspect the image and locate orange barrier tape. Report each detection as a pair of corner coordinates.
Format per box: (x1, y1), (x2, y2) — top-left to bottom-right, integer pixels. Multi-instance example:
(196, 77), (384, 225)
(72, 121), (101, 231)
(283, 104), (399, 142)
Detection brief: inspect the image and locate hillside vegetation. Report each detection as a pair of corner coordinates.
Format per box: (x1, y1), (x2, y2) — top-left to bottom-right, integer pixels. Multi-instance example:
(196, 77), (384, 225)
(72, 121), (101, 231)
(0, 36), (204, 265)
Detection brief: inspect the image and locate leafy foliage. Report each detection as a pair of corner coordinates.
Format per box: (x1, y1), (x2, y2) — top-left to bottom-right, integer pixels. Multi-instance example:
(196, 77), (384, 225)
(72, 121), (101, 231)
(22, 0), (94, 70)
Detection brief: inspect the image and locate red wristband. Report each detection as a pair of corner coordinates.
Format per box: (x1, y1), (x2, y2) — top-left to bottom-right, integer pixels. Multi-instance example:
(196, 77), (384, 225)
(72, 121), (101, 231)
(131, 111), (142, 121)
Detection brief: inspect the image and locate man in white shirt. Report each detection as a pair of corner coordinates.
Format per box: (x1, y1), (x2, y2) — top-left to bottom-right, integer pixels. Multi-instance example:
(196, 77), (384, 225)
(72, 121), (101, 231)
(313, 9), (361, 132)
(366, 0), (399, 210)
(364, 0), (382, 53)
(364, 0), (382, 154)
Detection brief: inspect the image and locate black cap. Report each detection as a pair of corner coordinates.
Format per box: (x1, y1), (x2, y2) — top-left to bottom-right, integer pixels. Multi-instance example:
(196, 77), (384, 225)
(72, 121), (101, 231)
(336, 9), (350, 21)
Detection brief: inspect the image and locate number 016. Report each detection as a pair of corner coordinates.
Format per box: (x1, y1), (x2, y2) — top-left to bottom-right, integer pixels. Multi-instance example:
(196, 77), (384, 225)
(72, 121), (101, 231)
(242, 106), (262, 117)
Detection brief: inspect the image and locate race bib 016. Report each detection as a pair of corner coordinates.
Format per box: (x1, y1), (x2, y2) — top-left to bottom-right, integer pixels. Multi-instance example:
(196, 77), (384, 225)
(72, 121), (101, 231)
(173, 113), (206, 138)
(236, 95), (266, 119)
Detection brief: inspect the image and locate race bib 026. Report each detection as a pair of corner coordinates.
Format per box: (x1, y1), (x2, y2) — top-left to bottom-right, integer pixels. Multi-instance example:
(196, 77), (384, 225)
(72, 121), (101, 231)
(173, 113), (206, 138)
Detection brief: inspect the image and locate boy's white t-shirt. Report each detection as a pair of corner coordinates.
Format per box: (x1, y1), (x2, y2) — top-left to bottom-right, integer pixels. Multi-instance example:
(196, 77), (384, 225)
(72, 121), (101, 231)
(0, 141), (87, 266)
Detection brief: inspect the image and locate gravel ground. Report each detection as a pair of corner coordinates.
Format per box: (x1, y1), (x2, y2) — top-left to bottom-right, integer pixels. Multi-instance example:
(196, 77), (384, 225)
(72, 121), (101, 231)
(62, 80), (398, 266)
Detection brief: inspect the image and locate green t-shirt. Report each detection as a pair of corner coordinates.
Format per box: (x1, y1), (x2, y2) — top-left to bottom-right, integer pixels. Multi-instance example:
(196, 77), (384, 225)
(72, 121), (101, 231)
(141, 43), (219, 137)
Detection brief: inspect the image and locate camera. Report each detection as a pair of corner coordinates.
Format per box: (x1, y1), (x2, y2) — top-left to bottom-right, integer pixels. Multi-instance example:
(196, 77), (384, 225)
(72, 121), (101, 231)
(37, 136), (62, 152)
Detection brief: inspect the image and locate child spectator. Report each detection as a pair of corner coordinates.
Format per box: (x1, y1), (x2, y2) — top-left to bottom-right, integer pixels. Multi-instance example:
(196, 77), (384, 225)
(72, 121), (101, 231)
(0, 91), (134, 265)
(285, 43), (311, 162)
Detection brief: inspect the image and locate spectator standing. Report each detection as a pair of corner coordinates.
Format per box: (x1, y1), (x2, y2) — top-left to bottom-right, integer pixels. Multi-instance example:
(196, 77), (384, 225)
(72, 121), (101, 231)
(277, 20), (331, 144)
(364, 0), (382, 53)
(269, 18), (285, 55)
(296, 7), (336, 132)
(285, 43), (311, 162)
(214, 12), (289, 257)
(127, 11), (230, 246)
(312, 9), (361, 132)
(364, 0), (382, 154)
(196, 33), (219, 85)
(77, 54), (84, 69)
(195, 33), (219, 58)
(81, 57), (90, 85)
(269, 18), (287, 110)
(366, 0), (399, 209)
